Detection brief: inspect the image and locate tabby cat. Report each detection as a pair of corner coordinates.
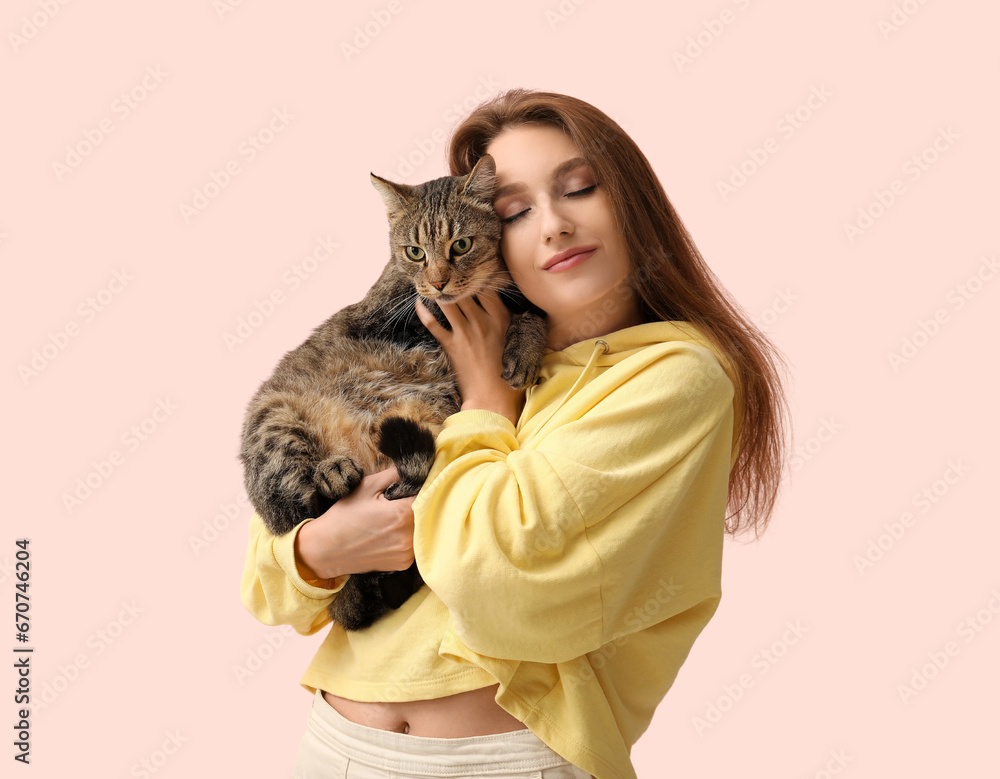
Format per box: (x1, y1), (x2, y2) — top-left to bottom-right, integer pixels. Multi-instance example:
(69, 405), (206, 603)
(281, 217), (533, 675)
(239, 154), (547, 631)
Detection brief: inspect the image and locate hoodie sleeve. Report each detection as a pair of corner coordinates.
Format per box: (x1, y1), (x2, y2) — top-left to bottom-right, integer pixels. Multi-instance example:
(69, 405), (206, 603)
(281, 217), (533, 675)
(411, 342), (735, 664)
(240, 512), (351, 636)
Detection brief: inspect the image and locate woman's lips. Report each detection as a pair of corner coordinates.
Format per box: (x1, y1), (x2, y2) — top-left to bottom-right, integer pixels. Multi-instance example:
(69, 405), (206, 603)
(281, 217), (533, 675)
(545, 248), (596, 272)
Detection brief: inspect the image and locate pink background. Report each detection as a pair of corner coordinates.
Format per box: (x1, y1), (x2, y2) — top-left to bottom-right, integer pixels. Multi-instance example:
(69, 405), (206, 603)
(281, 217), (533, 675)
(4, 0), (998, 776)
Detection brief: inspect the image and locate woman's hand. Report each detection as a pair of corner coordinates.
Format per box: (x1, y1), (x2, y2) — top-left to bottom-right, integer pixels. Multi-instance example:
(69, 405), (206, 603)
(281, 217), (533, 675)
(294, 466), (416, 583)
(414, 289), (525, 426)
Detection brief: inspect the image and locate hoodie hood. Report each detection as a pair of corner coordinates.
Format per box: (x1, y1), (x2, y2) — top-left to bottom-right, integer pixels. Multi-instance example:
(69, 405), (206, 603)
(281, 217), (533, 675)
(522, 320), (742, 453)
(541, 320), (728, 369)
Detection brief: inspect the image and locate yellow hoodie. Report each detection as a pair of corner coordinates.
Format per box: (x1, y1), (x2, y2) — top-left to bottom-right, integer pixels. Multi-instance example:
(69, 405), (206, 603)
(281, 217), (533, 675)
(241, 320), (741, 779)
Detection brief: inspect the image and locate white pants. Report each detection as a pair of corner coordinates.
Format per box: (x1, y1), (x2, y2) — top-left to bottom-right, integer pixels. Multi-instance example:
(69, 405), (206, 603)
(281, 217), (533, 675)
(294, 688), (593, 778)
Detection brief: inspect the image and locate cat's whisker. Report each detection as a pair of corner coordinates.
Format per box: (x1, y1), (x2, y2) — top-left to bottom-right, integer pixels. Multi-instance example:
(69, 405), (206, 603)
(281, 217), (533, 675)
(382, 293), (420, 336)
(360, 291), (414, 331)
(385, 290), (425, 334)
(368, 292), (410, 324)
(469, 280), (513, 295)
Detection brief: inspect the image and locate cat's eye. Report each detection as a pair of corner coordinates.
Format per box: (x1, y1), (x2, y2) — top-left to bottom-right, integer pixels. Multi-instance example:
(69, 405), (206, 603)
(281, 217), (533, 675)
(450, 237), (473, 257)
(405, 246), (425, 261)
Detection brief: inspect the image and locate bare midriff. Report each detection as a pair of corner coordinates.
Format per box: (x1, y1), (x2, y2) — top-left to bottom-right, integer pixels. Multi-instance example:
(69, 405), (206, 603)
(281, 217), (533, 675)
(322, 683), (527, 737)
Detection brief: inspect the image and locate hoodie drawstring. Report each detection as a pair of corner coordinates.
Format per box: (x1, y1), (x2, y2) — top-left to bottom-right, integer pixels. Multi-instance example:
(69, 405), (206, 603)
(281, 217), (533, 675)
(527, 339), (609, 434)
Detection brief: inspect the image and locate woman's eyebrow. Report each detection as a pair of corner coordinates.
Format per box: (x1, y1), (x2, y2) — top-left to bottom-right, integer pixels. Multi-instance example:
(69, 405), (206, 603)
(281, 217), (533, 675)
(493, 157), (589, 200)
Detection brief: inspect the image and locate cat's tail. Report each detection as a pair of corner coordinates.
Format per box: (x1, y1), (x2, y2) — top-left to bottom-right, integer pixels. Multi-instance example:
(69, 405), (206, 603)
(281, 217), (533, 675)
(374, 416), (437, 500)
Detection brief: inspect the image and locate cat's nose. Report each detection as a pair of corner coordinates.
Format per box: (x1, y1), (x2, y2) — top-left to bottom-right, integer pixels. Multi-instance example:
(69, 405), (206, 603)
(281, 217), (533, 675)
(429, 279), (448, 291)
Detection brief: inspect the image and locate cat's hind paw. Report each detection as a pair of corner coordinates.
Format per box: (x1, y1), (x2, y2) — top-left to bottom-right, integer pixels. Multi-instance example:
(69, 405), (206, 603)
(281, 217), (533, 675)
(376, 416), (435, 500)
(312, 456), (363, 501)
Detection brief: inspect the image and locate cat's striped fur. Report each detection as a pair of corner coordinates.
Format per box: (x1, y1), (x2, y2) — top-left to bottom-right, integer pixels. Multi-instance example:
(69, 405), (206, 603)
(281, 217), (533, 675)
(239, 155), (547, 630)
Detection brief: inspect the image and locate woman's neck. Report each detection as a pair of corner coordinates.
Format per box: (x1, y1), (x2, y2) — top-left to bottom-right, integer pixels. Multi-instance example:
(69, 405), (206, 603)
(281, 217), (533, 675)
(546, 301), (647, 352)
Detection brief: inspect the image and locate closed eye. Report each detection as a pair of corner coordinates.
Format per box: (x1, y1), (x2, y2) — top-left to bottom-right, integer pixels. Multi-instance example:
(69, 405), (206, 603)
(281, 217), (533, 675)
(500, 184), (598, 225)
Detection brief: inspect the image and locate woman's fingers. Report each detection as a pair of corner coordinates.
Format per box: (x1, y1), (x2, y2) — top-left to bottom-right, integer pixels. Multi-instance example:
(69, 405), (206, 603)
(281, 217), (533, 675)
(471, 288), (510, 329)
(438, 299), (467, 323)
(416, 289), (508, 339)
(365, 465), (401, 496)
(414, 298), (448, 337)
(482, 288), (510, 318)
(455, 289), (505, 322)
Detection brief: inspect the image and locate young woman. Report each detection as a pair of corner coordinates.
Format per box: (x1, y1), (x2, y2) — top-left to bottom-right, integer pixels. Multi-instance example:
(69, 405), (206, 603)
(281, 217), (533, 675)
(242, 88), (791, 779)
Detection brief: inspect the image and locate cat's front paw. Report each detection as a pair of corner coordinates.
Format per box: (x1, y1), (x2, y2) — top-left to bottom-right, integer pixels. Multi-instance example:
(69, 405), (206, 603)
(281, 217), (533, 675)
(501, 350), (538, 389)
(312, 456), (363, 501)
(501, 311), (547, 389)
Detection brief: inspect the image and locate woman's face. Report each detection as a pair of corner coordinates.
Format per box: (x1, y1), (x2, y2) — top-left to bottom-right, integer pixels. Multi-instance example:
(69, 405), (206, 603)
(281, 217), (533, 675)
(486, 124), (643, 349)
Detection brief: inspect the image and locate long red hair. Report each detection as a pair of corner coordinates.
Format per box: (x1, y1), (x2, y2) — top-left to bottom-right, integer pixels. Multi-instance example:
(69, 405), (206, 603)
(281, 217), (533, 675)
(447, 88), (792, 540)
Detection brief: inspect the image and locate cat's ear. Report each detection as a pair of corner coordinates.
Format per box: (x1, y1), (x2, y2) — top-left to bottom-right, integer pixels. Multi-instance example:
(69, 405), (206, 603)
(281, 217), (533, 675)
(370, 173), (414, 217)
(462, 154), (497, 205)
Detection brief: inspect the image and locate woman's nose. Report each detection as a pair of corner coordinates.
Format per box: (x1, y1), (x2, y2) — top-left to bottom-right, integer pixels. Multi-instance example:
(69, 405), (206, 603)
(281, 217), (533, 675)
(540, 201), (575, 242)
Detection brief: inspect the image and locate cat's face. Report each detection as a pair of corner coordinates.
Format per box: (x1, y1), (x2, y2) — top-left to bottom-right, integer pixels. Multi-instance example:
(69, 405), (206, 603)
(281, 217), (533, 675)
(371, 156), (508, 302)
